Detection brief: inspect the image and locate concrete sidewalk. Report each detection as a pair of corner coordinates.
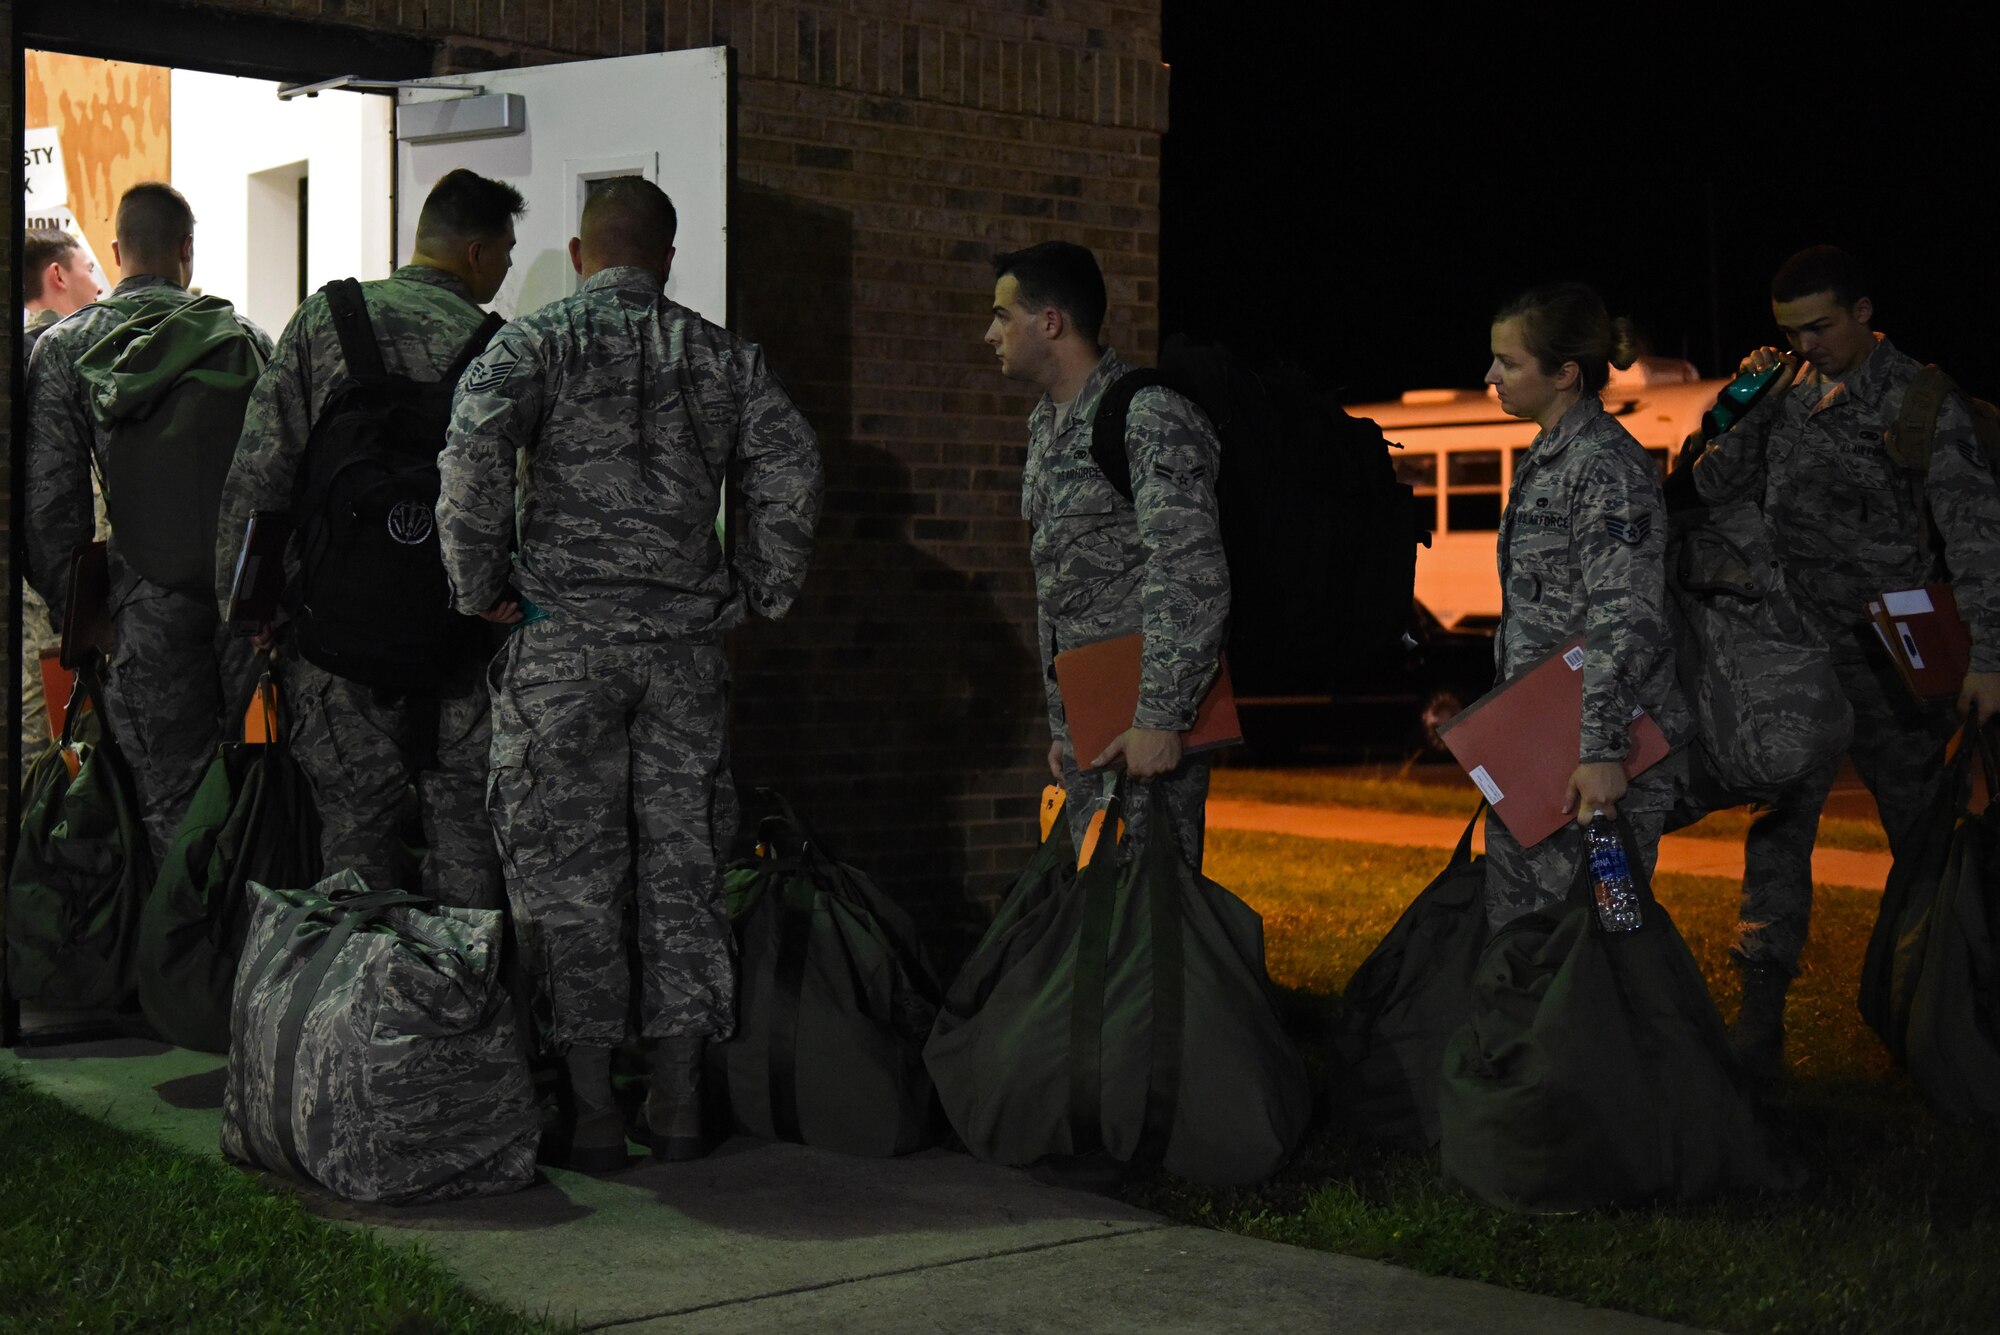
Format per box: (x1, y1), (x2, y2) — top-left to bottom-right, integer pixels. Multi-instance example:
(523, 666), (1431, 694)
(1207, 798), (1894, 891)
(1, 1040), (1696, 1334)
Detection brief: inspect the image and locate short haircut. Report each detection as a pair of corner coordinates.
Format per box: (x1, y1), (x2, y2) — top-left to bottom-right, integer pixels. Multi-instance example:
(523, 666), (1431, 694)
(1771, 245), (1869, 308)
(414, 169), (527, 248)
(115, 182), (195, 261)
(24, 228), (79, 302)
(579, 176), (678, 256)
(1494, 281), (1632, 396)
(992, 241), (1107, 344)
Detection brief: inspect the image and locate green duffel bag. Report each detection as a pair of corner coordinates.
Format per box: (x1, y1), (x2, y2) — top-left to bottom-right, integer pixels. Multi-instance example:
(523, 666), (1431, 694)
(6, 660), (152, 1010)
(926, 783), (1312, 1188)
(1860, 723), (1979, 1061)
(138, 656), (322, 1052)
(1333, 805), (1488, 1148)
(1439, 822), (1798, 1213)
(222, 872), (537, 1203)
(1905, 727), (2000, 1123)
(714, 792), (942, 1158)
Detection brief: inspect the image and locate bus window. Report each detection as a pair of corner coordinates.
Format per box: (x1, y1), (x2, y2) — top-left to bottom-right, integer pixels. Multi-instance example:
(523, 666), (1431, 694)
(1446, 449), (1502, 531)
(1394, 452), (1438, 530)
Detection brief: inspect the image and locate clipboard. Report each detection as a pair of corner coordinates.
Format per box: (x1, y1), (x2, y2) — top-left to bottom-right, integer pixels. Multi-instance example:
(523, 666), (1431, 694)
(1436, 634), (1671, 847)
(226, 511), (292, 633)
(1870, 583), (1970, 703)
(58, 540), (112, 668)
(1052, 633), (1242, 775)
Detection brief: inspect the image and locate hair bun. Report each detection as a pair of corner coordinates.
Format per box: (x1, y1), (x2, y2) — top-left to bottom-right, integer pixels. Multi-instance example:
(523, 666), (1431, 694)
(1609, 316), (1645, 372)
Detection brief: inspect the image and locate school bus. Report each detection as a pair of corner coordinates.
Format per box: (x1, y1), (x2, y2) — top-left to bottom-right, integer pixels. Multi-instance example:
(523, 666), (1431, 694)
(1347, 358), (1731, 631)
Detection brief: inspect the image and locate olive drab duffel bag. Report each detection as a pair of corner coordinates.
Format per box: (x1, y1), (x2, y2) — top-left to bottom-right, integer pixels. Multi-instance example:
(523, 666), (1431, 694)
(713, 792), (942, 1158)
(222, 872), (537, 1203)
(1860, 723), (1987, 1064)
(1438, 821), (1799, 1213)
(1332, 805), (1489, 1149)
(6, 658), (152, 1011)
(926, 783), (1311, 1188)
(137, 655), (322, 1053)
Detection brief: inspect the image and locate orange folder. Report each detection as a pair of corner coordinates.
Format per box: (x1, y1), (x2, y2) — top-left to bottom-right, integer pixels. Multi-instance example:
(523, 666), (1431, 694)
(1052, 633), (1242, 775)
(1871, 584), (1971, 703)
(1436, 634), (1671, 848)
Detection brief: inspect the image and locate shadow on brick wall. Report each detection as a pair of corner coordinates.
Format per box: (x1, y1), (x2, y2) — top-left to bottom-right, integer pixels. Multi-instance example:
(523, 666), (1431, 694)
(725, 185), (1043, 957)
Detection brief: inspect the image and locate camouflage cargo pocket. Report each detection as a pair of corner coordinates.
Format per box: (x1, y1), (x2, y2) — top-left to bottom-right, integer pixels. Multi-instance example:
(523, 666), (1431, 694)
(488, 649), (595, 876)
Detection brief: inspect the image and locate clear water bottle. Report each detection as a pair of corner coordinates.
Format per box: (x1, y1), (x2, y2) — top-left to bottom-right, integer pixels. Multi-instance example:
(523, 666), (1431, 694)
(1585, 814), (1644, 933)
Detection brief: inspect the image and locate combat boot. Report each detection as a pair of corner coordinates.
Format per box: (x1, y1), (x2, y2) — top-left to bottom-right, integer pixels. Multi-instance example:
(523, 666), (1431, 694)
(559, 1044), (630, 1174)
(1727, 960), (1792, 1088)
(642, 1035), (710, 1162)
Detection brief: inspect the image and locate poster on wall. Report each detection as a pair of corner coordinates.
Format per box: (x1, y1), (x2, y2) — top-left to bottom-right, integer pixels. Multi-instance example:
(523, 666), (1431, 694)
(23, 125), (111, 296)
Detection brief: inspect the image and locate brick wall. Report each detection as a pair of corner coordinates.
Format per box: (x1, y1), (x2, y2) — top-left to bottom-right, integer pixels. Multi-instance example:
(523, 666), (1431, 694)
(4, 0), (1167, 945)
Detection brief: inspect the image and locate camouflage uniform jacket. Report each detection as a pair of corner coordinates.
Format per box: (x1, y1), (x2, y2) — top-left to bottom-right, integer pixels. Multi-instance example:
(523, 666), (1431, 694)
(22, 307), (59, 364)
(438, 266), (823, 641)
(26, 274), (273, 625)
(1494, 394), (1689, 763)
(1692, 333), (2000, 671)
(1021, 347), (1229, 736)
(216, 265), (492, 612)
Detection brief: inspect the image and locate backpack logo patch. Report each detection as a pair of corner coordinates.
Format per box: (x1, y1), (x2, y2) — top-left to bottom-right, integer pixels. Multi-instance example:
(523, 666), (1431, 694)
(387, 500), (434, 545)
(1604, 514), (1651, 546)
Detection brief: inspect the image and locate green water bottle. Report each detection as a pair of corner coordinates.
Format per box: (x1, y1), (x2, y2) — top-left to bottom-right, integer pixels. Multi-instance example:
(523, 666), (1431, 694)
(1706, 359), (1792, 437)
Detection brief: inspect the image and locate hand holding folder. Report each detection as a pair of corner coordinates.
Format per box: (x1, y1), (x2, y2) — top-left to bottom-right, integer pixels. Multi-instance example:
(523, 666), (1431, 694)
(1868, 584), (1970, 703)
(1051, 633), (1242, 775)
(226, 512), (292, 635)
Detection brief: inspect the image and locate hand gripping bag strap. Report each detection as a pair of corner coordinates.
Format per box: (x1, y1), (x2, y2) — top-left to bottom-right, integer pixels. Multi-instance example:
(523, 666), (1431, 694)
(1088, 370), (1172, 504)
(1134, 782), (1188, 1167)
(323, 279), (388, 386)
(263, 887), (430, 1179)
(1066, 786), (1124, 1156)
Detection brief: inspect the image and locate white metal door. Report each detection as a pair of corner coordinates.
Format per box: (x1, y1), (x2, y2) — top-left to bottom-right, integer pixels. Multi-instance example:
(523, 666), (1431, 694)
(395, 48), (730, 324)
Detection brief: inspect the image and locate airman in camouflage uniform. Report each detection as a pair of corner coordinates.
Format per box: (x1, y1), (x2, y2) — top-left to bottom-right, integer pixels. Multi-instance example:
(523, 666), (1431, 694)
(438, 178), (822, 1169)
(1685, 246), (2000, 1076)
(988, 242), (1228, 870)
(1482, 286), (1691, 929)
(216, 170), (526, 910)
(25, 186), (271, 861)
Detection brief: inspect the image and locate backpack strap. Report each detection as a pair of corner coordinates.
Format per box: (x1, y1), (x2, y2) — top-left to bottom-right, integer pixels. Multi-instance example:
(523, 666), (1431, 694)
(1889, 365), (1953, 474)
(1087, 370), (1172, 504)
(322, 278), (387, 385)
(444, 312), (508, 387)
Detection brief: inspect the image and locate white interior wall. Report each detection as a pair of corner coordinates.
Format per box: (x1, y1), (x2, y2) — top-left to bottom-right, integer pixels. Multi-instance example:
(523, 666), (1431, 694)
(170, 71), (393, 339)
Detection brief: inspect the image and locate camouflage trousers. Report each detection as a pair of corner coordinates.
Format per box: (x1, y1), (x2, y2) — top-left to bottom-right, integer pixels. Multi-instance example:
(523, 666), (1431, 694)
(1483, 749), (1689, 931)
(280, 652), (501, 910)
(1055, 731), (1210, 871)
(1732, 624), (1958, 975)
(103, 577), (256, 864)
(19, 580), (58, 769)
(488, 622), (737, 1051)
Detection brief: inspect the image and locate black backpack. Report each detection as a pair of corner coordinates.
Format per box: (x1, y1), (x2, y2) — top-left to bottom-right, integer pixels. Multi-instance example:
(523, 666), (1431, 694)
(1089, 338), (1422, 697)
(288, 279), (503, 694)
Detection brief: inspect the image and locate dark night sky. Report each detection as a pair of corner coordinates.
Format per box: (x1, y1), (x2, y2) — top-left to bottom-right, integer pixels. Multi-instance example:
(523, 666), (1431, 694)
(1157, 7), (2000, 404)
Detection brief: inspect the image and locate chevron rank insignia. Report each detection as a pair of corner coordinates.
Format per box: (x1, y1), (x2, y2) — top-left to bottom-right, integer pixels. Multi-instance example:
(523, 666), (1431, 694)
(463, 343), (522, 394)
(1961, 438), (1990, 469)
(1605, 514), (1651, 546)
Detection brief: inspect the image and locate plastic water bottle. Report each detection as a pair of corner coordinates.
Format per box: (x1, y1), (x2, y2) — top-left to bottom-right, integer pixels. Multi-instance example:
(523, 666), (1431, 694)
(1707, 359), (1791, 436)
(1585, 814), (1643, 933)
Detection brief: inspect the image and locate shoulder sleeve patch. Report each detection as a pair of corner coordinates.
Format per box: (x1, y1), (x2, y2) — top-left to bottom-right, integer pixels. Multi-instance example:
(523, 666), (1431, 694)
(463, 342), (524, 394)
(1604, 514), (1652, 546)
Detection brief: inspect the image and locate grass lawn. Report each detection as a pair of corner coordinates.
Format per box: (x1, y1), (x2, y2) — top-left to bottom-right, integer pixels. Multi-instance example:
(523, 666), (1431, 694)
(1210, 766), (1891, 853)
(1124, 828), (2000, 1335)
(0, 1068), (563, 1335)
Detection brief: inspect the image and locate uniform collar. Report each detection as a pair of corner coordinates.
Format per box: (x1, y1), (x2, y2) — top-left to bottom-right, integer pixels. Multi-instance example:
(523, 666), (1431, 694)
(110, 273), (185, 298)
(583, 265), (665, 296)
(1030, 346), (1131, 441)
(391, 263), (478, 303)
(1529, 393), (1606, 461)
(1798, 331), (1897, 416)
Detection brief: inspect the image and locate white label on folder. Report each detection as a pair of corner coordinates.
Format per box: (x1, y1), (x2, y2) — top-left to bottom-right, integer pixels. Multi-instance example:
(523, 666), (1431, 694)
(1884, 588), (1935, 617)
(1562, 646), (1585, 671)
(1469, 764), (1505, 804)
(1629, 704), (1645, 720)
(1897, 623), (1926, 669)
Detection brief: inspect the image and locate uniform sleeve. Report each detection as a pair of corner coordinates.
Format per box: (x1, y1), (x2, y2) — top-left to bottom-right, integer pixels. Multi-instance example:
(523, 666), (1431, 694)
(438, 327), (541, 614)
(1576, 450), (1671, 763)
(1126, 387), (1229, 731)
(1927, 392), (2000, 672)
(24, 333), (99, 627)
(1036, 600), (1067, 740)
(216, 303), (317, 614)
(1690, 389), (1787, 508)
(728, 342), (823, 620)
